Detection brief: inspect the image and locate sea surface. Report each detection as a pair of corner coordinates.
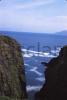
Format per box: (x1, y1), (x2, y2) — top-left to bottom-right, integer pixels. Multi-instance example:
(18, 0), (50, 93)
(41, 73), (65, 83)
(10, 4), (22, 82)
(0, 32), (67, 99)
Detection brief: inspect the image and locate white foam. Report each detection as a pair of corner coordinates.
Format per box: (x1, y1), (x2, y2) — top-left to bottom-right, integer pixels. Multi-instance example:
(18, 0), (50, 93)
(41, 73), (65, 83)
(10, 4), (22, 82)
(24, 63), (30, 67)
(26, 85), (42, 92)
(29, 67), (42, 76)
(23, 54), (33, 58)
(22, 49), (28, 52)
(36, 77), (45, 82)
(22, 49), (59, 58)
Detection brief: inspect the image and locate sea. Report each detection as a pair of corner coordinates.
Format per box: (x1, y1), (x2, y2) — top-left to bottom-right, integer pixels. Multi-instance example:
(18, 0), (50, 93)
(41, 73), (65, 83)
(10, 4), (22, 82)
(0, 31), (67, 99)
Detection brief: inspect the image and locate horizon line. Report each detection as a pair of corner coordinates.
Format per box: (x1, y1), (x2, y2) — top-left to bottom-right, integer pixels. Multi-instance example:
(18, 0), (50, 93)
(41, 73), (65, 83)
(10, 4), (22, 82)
(0, 30), (67, 34)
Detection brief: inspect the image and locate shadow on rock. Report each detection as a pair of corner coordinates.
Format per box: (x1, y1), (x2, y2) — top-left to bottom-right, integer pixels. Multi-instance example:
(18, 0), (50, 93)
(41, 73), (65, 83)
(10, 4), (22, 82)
(35, 46), (67, 100)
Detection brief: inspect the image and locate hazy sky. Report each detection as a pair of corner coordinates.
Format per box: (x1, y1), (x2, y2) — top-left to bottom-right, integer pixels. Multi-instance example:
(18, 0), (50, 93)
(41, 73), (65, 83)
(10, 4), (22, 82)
(0, 0), (67, 33)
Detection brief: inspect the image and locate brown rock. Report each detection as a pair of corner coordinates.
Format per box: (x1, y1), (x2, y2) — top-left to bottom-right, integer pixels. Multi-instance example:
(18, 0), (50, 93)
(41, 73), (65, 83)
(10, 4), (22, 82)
(0, 35), (27, 100)
(35, 46), (67, 100)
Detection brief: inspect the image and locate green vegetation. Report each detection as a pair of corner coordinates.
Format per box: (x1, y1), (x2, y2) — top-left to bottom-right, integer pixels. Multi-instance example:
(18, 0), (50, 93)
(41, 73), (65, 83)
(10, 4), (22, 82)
(0, 35), (27, 100)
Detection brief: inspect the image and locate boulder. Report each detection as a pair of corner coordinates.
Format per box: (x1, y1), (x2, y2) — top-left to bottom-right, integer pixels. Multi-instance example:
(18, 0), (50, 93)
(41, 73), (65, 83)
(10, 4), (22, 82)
(35, 46), (67, 100)
(0, 35), (27, 100)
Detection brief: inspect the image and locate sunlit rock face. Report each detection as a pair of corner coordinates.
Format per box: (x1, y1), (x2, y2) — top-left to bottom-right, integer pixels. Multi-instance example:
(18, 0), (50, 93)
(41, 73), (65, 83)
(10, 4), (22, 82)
(35, 46), (67, 100)
(0, 35), (27, 100)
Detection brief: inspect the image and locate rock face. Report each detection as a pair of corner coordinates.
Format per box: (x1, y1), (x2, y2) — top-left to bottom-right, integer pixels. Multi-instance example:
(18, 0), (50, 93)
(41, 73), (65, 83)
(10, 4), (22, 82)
(0, 35), (27, 99)
(35, 46), (67, 100)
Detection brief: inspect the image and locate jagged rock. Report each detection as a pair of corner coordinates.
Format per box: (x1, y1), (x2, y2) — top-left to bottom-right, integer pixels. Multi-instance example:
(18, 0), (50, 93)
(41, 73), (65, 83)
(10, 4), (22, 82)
(0, 35), (27, 100)
(35, 46), (67, 100)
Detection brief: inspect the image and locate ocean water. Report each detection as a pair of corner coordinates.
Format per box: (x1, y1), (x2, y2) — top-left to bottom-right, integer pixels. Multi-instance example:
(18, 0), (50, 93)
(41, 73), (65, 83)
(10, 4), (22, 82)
(0, 32), (67, 99)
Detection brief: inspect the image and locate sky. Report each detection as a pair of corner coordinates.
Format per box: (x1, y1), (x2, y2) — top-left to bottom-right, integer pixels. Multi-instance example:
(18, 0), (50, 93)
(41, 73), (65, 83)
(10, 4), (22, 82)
(0, 0), (67, 33)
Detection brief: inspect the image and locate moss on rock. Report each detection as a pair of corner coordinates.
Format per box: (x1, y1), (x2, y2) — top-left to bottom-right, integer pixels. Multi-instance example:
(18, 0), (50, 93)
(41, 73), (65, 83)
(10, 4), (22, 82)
(0, 35), (27, 100)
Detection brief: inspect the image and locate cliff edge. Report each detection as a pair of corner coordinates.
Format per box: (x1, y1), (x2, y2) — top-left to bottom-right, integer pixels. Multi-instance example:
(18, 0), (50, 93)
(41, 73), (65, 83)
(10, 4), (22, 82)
(35, 46), (67, 100)
(0, 35), (27, 100)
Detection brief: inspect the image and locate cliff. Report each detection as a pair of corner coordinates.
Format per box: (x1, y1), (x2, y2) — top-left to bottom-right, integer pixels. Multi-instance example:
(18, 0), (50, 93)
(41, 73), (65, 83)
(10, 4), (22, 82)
(0, 35), (27, 100)
(35, 46), (67, 100)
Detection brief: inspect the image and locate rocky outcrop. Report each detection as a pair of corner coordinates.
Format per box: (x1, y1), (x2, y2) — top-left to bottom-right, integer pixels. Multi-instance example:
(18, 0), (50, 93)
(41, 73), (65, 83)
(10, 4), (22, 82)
(35, 46), (67, 100)
(0, 35), (27, 100)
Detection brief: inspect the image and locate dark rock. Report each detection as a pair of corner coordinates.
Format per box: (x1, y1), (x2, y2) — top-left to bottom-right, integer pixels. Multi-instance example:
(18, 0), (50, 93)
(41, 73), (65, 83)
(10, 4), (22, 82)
(0, 35), (27, 99)
(35, 46), (67, 100)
